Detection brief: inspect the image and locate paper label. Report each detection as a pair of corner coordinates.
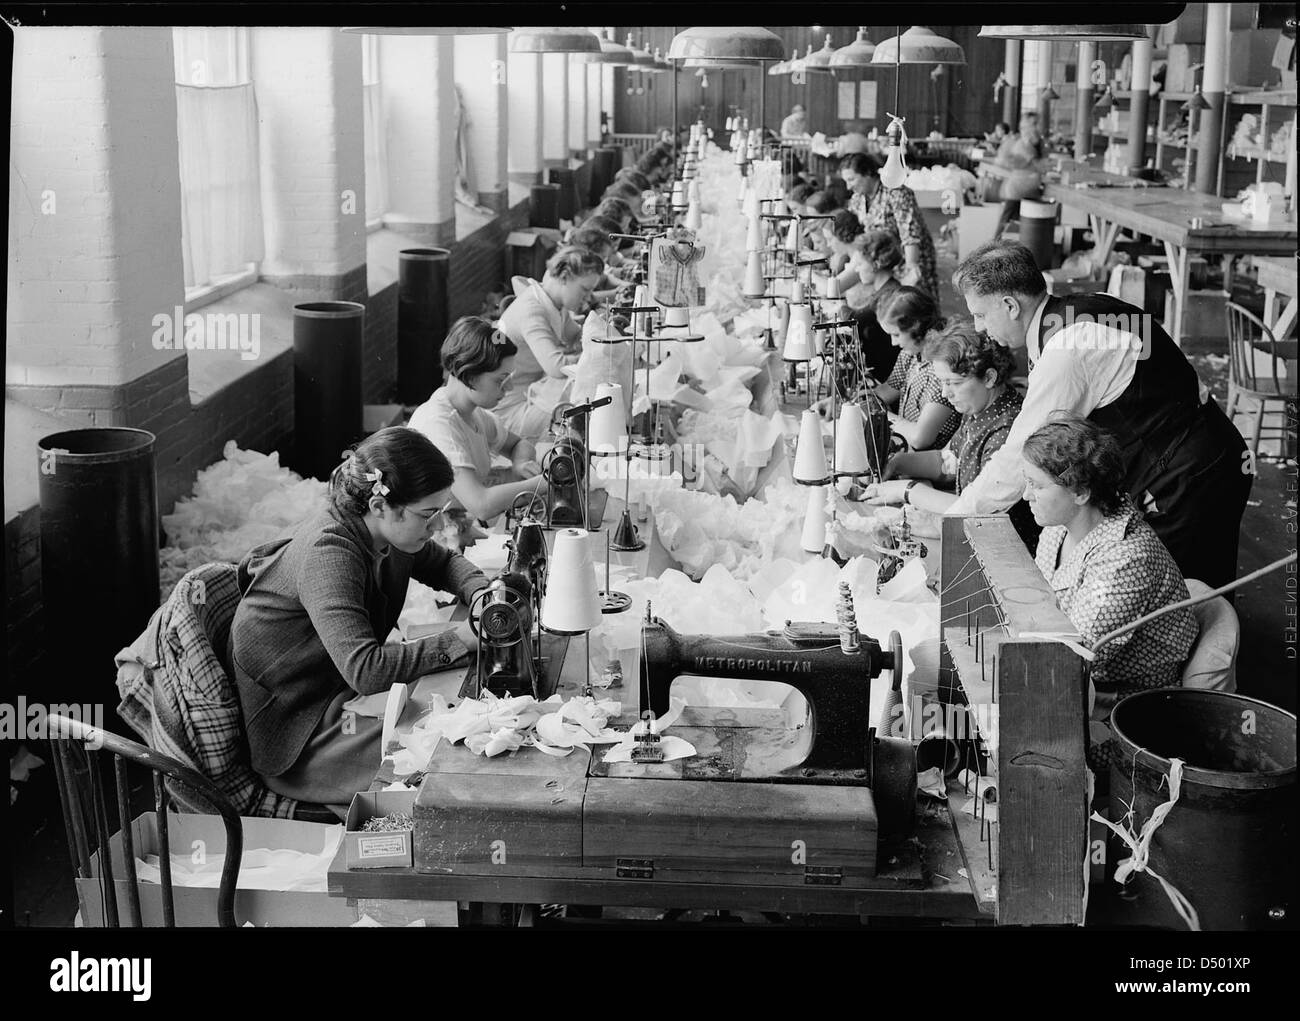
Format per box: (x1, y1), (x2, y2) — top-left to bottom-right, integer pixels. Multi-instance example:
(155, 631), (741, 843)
(358, 835), (407, 859)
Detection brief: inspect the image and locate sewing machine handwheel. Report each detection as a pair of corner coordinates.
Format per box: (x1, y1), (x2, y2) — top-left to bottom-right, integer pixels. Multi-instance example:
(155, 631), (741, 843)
(887, 630), (903, 685)
(510, 492), (546, 523)
(872, 735), (917, 838)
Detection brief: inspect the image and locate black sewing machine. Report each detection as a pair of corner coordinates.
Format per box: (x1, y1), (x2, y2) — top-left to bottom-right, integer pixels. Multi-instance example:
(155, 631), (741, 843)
(459, 518), (567, 701)
(520, 404), (609, 530)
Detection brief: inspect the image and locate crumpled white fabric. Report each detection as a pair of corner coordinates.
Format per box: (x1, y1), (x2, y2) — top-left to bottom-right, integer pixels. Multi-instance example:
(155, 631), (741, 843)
(601, 696), (697, 763)
(134, 826), (345, 893)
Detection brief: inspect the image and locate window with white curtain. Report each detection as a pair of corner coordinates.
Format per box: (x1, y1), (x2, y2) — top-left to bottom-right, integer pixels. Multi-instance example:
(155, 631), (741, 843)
(362, 33), (388, 231)
(172, 27), (264, 302)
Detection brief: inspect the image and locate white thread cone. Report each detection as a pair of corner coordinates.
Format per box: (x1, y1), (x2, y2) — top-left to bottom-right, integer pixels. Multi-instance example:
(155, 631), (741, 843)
(801, 485), (830, 553)
(633, 284), (653, 336)
(785, 216), (801, 252)
(662, 305), (690, 328)
(541, 529), (601, 633)
(746, 212), (763, 252)
(742, 251), (765, 297)
(835, 402), (871, 476)
(793, 410), (830, 484)
(826, 274), (841, 299)
(743, 183), (760, 219)
(671, 180), (686, 210)
(589, 383), (626, 453)
(737, 173), (749, 208)
(790, 277), (806, 304)
(685, 197), (703, 231)
(784, 303), (814, 361)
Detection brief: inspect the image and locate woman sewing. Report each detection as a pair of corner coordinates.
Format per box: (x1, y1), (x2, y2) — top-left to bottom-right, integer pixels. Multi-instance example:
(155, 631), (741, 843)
(496, 246), (604, 441)
(408, 317), (546, 523)
(861, 287), (962, 451)
(230, 428), (488, 816)
(1022, 416), (1197, 769)
(822, 218), (905, 384)
(840, 152), (940, 300)
(862, 322), (1037, 547)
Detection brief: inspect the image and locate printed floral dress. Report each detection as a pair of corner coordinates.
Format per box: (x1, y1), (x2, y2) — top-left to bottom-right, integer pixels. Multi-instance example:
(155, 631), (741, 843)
(851, 184), (940, 301)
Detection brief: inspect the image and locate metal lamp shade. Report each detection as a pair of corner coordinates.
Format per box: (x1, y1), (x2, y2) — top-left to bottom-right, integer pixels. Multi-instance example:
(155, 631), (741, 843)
(510, 27), (601, 53)
(769, 50), (798, 75)
(978, 25), (1152, 41)
(667, 25), (785, 62)
(872, 26), (967, 66)
(802, 35), (838, 73)
(624, 35), (657, 67)
(584, 29), (634, 64)
(342, 26), (511, 35)
(830, 27), (877, 69)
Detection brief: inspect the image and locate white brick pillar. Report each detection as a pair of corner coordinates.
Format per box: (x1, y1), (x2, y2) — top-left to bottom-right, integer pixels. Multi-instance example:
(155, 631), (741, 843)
(455, 33), (509, 212)
(7, 27), (183, 391)
(568, 56), (588, 158)
(542, 52), (569, 168)
(586, 61), (602, 148)
(253, 27), (368, 291)
(507, 48), (544, 184)
(602, 63), (615, 137)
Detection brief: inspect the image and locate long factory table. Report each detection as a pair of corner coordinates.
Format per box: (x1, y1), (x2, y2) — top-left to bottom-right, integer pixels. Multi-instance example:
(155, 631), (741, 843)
(326, 348), (993, 925)
(980, 158), (1298, 346)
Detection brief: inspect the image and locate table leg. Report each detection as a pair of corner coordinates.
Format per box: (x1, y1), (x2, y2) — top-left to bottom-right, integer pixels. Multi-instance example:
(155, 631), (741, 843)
(1161, 241), (1191, 347)
(1265, 288), (1298, 341)
(1088, 215), (1121, 265)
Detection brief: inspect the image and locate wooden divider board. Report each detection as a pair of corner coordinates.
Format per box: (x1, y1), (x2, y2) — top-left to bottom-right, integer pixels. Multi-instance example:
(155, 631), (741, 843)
(940, 515), (1089, 927)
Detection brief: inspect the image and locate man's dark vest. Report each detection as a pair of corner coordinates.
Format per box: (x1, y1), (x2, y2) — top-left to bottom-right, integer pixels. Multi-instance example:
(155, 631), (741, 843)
(1038, 293), (1244, 502)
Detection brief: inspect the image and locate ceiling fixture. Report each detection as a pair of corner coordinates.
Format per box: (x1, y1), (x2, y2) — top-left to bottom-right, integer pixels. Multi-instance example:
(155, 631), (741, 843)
(769, 49), (798, 76)
(829, 27), (877, 70)
(340, 27), (511, 36)
(624, 34), (657, 68)
(666, 25), (785, 62)
(584, 28), (634, 65)
(978, 25), (1152, 41)
(801, 34), (838, 72)
(508, 27), (601, 54)
(872, 26), (966, 66)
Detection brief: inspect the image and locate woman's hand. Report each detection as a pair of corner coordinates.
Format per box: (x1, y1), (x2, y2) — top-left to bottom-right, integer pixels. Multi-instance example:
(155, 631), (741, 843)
(861, 479), (911, 506)
(452, 618), (478, 653)
(513, 459), (542, 478)
(900, 263), (922, 287)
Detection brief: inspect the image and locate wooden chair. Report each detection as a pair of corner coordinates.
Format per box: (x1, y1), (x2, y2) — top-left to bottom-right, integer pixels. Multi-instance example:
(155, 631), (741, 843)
(1224, 301), (1293, 459)
(48, 713), (243, 927)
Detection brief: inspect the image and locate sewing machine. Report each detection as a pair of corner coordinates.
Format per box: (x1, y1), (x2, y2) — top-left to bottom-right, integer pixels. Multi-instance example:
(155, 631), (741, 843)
(515, 405), (609, 531)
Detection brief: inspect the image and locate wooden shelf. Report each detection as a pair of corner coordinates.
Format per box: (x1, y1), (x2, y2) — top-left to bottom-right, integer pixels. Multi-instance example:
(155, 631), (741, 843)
(1227, 146), (1290, 165)
(1228, 89), (1297, 107)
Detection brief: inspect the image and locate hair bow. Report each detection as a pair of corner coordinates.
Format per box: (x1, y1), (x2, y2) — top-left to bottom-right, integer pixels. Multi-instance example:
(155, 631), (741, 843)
(365, 469), (390, 498)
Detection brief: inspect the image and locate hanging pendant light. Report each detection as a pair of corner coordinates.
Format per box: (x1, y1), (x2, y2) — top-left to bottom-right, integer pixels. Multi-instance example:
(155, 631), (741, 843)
(341, 26), (511, 35)
(871, 27), (966, 66)
(769, 49), (798, 76)
(788, 45), (816, 76)
(830, 27), (877, 70)
(1040, 84), (1060, 102)
(801, 34), (838, 73)
(667, 25), (785, 62)
(509, 27), (601, 54)
(1182, 87), (1210, 113)
(624, 34), (657, 67)
(583, 28), (634, 65)
(879, 113), (910, 190)
(978, 25), (1152, 42)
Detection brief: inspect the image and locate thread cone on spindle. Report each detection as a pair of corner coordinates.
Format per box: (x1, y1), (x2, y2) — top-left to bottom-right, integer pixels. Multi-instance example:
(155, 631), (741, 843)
(825, 274), (841, 300)
(671, 180), (686, 210)
(662, 305), (690, 328)
(737, 174), (749, 208)
(790, 277), (806, 304)
(742, 251), (765, 297)
(793, 409), (831, 485)
(835, 402), (871, 477)
(632, 285), (653, 335)
(540, 529), (602, 634)
(801, 485), (829, 552)
(783, 303), (814, 361)
(589, 383), (626, 454)
(742, 184), (760, 219)
(684, 199), (703, 231)
(746, 213), (763, 252)
(785, 217), (801, 253)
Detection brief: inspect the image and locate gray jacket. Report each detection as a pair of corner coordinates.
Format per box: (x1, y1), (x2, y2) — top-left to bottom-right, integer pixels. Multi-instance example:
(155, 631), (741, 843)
(231, 505), (487, 777)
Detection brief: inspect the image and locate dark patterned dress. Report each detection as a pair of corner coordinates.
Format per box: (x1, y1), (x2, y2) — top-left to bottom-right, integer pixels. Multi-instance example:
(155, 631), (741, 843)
(851, 183), (940, 301)
(1035, 497), (1198, 771)
(885, 350), (961, 450)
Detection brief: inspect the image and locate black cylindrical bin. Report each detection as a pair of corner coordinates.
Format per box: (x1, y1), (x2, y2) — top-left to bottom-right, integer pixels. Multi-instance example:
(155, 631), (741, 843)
(588, 146), (621, 206)
(397, 248), (450, 406)
(1018, 199), (1058, 271)
(1109, 689), (1296, 930)
(548, 167), (578, 221)
(293, 301), (365, 480)
(529, 183), (561, 230)
(38, 428), (159, 707)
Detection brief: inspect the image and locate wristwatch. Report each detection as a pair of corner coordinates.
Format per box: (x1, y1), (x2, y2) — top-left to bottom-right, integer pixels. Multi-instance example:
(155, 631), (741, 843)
(903, 480), (920, 505)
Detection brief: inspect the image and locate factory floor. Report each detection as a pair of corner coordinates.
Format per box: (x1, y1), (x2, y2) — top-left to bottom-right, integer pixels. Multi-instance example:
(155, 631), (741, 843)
(7, 230), (1295, 928)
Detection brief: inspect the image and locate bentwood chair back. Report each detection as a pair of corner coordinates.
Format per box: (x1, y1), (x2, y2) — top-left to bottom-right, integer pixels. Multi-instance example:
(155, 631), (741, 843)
(1224, 301), (1293, 458)
(48, 713), (243, 927)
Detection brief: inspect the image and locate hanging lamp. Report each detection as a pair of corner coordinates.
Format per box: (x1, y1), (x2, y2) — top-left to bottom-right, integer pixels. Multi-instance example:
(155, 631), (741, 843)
(871, 27), (966, 66)
(509, 27), (601, 54)
(769, 49), (798, 76)
(830, 27), (877, 70)
(583, 28), (634, 65)
(666, 25), (785, 62)
(978, 25), (1151, 42)
(801, 34), (839, 73)
(341, 26), (511, 35)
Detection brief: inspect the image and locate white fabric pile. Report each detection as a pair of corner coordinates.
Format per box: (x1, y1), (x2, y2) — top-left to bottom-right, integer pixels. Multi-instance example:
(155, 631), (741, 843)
(159, 441), (327, 598)
(903, 163), (977, 195)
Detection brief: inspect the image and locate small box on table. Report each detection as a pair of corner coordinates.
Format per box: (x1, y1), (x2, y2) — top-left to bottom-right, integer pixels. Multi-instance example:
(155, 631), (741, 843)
(345, 791), (416, 870)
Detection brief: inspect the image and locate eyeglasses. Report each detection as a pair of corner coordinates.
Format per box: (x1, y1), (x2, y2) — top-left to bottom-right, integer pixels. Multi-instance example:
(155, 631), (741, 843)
(403, 498), (453, 523)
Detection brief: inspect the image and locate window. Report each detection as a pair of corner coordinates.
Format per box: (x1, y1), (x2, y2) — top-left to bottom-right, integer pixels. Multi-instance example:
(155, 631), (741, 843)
(362, 33), (388, 231)
(172, 27), (263, 306)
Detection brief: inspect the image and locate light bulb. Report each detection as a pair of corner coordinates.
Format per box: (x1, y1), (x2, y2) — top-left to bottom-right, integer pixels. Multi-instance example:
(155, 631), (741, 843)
(881, 144), (908, 189)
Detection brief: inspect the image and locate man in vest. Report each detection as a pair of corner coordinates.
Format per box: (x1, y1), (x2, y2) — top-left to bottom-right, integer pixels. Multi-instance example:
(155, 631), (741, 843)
(948, 240), (1251, 590)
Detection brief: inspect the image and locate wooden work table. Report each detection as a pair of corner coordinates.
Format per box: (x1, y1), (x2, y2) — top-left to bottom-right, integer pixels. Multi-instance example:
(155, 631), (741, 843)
(979, 158), (1297, 346)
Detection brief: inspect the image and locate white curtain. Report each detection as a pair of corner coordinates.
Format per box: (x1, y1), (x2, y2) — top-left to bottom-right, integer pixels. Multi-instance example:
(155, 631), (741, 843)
(363, 81), (388, 224)
(175, 83), (265, 290)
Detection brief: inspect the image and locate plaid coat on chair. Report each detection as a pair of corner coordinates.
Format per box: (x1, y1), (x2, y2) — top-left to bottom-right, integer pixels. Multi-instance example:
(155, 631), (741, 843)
(115, 562), (299, 818)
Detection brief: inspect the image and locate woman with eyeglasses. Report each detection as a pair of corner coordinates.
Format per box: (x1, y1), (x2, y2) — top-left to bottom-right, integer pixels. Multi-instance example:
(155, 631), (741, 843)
(229, 427), (488, 817)
(408, 316), (546, 524)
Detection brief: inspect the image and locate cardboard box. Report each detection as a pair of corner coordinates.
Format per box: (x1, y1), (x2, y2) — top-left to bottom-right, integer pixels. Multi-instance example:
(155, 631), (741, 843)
(77, 812), (357, 927)
(957, 205), (1005, 262)
(345, 791), (415, 870)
